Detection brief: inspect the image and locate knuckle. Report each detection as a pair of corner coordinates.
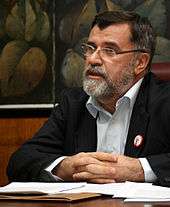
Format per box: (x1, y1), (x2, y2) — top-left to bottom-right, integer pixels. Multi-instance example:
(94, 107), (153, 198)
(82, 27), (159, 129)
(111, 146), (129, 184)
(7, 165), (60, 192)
(78, 152), (86, 157)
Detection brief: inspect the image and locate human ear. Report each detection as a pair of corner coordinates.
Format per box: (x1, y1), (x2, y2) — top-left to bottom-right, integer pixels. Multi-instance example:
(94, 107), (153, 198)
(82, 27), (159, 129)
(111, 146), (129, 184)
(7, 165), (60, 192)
(134, 53), (150, 76)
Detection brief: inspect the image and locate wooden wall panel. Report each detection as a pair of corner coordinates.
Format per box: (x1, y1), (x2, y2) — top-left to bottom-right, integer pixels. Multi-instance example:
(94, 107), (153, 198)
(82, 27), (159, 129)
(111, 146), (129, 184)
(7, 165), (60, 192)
(0, 116), (48, 186)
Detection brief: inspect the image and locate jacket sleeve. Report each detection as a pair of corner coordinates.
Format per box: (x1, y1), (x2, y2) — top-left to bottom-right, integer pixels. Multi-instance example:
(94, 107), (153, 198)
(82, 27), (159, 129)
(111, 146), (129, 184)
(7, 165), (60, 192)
(147, 154), (170, 187)
(7, 92), (68, 182)
(147, 97), (170, 187)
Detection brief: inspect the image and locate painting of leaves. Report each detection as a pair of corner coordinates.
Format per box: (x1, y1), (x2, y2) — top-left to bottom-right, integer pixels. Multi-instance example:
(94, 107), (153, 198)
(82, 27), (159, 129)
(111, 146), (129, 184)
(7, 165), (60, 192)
(0, 0), (170, 106)
(55, 0), (170, 88)
(0, 0), (54, 105)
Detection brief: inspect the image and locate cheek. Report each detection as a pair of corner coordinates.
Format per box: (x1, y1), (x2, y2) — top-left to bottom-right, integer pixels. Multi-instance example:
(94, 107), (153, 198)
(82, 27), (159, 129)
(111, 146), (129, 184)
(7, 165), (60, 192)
(83, 59), (87, 66)
(104, 62), (124, 80)
(83, 60), (89, 71)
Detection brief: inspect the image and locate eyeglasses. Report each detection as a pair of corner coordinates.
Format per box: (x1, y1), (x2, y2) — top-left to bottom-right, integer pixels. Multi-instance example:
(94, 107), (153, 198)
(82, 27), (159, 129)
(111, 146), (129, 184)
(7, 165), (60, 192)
(81, 43), (149, 60)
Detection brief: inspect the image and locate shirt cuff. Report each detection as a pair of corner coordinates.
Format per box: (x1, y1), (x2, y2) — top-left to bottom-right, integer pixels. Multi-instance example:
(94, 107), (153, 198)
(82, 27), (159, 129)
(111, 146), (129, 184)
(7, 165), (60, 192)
(139, 158), (157, 182)
(45, 156), (67, 181)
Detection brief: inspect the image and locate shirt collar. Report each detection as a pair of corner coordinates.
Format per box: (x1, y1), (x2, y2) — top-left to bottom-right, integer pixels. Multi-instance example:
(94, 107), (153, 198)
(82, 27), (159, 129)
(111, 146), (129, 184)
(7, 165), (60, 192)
(86, 78), (143, 118)
(119, 78), (143, 108)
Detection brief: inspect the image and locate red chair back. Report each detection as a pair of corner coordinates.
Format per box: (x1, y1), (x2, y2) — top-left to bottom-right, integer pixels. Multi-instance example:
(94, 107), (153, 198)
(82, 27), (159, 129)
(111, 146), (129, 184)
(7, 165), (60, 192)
(151, 62), (170, 81)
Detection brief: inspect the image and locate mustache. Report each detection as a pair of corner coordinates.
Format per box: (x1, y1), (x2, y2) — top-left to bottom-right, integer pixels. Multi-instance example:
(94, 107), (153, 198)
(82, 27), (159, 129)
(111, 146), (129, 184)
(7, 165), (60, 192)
(84, 65), (107, 79)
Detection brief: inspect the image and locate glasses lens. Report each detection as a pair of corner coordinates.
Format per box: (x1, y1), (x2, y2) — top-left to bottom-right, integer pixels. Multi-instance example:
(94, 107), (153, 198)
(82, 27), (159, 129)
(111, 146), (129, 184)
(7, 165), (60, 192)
(82, 44), (94, 56)
(101, 48), (116, 57)
(81, 44), (117, 60)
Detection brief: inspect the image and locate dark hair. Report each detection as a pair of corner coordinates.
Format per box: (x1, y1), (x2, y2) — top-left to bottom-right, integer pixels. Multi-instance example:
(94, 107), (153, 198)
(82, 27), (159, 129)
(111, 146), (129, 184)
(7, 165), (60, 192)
(91, 10), (156, 70)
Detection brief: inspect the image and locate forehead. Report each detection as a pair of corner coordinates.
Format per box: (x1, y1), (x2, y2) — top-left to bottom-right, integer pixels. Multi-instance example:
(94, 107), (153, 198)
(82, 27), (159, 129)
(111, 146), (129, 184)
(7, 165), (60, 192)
(88, 23), (132, 47)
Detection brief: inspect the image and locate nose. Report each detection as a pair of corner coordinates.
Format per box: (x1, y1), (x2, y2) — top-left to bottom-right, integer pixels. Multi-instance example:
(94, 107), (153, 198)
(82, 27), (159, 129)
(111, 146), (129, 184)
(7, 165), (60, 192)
(85, 50), (103, 66)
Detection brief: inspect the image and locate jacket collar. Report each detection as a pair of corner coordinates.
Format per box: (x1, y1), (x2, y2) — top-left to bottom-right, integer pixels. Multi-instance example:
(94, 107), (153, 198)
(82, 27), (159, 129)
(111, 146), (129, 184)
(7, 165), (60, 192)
(124, 72), (152, 157)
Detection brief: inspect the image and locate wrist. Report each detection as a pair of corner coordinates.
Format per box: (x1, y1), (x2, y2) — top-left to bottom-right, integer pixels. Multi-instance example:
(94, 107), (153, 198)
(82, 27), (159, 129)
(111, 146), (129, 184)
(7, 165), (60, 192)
(52, 157), (74, 181)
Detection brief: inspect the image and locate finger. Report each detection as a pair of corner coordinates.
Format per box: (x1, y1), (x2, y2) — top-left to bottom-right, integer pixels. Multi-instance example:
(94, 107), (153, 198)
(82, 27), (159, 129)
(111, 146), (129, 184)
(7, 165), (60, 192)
(76, 164), (116, 176)
(73, 172), (94, 181)
(73, 165), (116, 181)
(88, 178), (116, 184)
(73, 172), (115, 183)
(73, 171), (110, 181)
(73, 156), (104, 168)
(86, 152), (118, 162)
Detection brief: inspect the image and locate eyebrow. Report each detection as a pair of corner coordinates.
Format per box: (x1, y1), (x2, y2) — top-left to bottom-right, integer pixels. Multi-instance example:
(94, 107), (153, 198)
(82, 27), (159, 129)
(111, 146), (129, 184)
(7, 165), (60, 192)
(86, 41), (97, 48)
(86, 41), (121, 51)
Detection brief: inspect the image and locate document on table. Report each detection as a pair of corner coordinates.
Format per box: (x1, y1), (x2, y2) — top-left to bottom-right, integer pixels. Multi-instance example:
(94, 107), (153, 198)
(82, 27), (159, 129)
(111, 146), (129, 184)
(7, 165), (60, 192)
(0, 182), (124, 196)
(114, 182), (170, 202)
(65, 182), (124, 195)
(0, 182), (87, 195)
(68, 181), (170, 202)
(0, 182), (101, 202)
(1, 181), (170, 202)
(124, 198), (170, 202)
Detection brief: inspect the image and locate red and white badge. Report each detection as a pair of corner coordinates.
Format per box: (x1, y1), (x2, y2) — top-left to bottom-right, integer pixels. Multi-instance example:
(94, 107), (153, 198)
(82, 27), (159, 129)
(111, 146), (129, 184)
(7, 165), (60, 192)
(134, 135), (143, 148)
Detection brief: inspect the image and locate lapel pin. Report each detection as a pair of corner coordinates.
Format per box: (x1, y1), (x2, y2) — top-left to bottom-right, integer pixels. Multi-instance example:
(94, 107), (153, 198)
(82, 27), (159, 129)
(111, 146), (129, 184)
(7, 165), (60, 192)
(134, 135), (143, 148)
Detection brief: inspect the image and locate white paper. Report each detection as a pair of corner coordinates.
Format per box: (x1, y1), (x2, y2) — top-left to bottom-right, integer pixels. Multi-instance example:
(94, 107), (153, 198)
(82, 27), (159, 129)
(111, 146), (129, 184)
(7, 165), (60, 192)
(124, 198), (170, 202)
(113, 182), (170, 200)
(65, 183), (124, 195)
(1, 181), (170, 203)
(0, 182), (86, 195)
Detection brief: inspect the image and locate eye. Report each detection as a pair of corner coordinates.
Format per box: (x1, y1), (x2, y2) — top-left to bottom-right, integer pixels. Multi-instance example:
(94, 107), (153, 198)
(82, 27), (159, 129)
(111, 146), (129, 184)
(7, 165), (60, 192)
(81, 44), (96, 55)
(87, 45), (95, 52)
(102, 48), (116, 56)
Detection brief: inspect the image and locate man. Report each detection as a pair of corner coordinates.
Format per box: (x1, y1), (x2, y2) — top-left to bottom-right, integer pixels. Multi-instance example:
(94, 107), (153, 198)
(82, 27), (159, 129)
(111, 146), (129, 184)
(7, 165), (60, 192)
(7, 10), (170, 186)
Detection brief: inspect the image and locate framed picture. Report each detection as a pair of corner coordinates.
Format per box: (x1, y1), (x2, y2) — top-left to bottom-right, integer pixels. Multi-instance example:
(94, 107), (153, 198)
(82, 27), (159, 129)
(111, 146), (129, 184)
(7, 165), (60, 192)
(0, 0), (170, 109)
(0, 0), (55, 109)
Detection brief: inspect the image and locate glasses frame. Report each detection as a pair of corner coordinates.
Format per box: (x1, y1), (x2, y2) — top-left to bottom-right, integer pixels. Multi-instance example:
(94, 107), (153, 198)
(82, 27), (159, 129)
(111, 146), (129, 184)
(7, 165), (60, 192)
(81, 43), (150, 59)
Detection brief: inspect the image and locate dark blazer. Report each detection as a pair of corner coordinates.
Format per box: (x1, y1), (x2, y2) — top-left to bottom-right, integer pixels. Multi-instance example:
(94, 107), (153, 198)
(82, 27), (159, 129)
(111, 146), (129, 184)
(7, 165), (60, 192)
(7, 72), (170, 186)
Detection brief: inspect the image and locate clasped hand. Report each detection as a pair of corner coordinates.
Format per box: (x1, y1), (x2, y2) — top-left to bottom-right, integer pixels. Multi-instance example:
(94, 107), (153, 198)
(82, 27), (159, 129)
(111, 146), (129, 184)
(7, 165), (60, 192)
(53, 152), (144, 183)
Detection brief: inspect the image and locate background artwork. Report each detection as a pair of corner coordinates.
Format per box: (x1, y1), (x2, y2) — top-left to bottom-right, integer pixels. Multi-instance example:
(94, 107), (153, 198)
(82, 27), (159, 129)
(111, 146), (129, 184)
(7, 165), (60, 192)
(57, 0), (170, 88)
(0, 0), (170, 106)
(0, 0), (54, 105)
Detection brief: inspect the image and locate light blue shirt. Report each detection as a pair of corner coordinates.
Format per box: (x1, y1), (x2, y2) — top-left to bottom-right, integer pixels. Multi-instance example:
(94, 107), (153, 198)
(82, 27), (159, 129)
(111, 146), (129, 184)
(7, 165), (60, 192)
(86, 79), (141, 154)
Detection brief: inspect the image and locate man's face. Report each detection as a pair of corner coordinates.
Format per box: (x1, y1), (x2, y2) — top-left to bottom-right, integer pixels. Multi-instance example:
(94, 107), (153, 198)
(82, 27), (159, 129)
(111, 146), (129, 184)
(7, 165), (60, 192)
(83, 23), (138, 99)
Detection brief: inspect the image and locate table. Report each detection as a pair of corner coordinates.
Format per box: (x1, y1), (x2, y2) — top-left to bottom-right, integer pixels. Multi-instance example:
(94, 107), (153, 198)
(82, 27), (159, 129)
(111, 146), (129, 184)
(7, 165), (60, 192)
(0, 197), (170, 207)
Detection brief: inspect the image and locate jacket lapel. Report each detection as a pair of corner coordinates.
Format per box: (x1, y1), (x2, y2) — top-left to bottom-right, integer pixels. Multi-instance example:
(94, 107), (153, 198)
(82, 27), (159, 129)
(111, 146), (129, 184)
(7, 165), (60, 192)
(74, 107), (97, 153)
(124, 74), (151, 157)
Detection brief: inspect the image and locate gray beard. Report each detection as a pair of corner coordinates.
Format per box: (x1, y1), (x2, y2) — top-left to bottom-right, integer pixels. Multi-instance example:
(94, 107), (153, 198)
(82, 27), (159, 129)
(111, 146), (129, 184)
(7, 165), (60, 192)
(83, 64), (135, 100)
(83, 77), (114, 99)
